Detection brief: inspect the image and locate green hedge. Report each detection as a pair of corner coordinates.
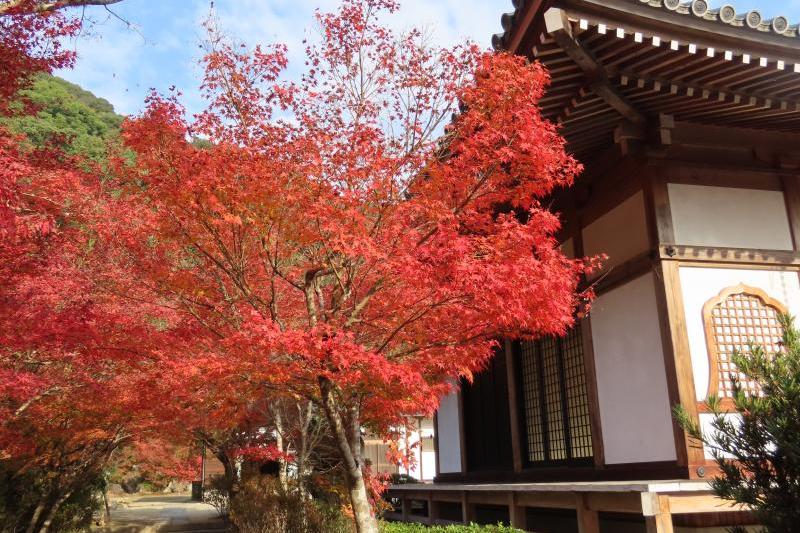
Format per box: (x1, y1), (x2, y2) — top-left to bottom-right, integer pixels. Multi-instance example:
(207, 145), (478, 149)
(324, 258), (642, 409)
(381, 522), (524, 533)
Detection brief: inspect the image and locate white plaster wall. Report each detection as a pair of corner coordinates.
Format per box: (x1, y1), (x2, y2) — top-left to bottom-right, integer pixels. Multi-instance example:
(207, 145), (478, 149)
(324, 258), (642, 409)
(435, 392), (462, 473)
(590, 272), (677, 464)
(420, 451), (436, 481)
(399, 439), (436, 481)
(698, 412), (743, 460)
(582, 191), (650, 278)
(668, 184), (793, 250)
(678, 267), (800, 402)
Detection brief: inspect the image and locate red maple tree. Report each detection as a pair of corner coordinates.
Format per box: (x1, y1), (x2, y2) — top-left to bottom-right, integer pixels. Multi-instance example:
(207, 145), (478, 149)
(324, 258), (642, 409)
(82, 1), (592, 530)
(0, 3), (185, 532)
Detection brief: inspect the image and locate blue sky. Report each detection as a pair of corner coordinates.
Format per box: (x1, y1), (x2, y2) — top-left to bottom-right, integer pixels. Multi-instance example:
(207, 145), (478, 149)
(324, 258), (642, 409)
(58, 0), (800, 117)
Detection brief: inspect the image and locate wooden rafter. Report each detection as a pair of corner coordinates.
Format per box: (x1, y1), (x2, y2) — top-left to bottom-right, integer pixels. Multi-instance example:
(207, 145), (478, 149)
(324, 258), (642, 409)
(543, 7), (645, 124)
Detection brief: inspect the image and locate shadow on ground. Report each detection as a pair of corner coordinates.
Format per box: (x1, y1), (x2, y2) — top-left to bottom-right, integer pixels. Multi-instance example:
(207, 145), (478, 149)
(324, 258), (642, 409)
(93, 493), (228, 532)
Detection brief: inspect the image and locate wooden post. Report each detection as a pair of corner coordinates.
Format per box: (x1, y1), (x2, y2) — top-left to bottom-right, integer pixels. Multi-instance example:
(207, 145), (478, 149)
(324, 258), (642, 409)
(645, 515), (675, 533)
(457, 389), (467, 474)
(579, 316), (605, 467)
(401, 496), (411, 523)
(426, 492), (434, 525)
(781, 174), (800, 252)
(571, 197), (605, 467)
(575, 493), (601, 533)
(461, 491), (474, 525)
(504, 339), (524, 472)
(642, 493), (675, 533)
(509, 492), (527, 530)
(432, 412), (440, 479)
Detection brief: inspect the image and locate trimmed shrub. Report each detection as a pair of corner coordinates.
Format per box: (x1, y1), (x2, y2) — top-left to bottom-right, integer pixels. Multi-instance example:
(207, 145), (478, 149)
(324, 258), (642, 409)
(229, 476), (352, 533)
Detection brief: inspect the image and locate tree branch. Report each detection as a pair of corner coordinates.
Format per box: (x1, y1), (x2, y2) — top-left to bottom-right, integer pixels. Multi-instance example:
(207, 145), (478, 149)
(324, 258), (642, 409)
(0, 0), (124, 15)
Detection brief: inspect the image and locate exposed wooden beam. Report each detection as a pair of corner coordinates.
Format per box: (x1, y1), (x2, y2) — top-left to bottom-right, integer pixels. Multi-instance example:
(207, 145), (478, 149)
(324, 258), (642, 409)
(667, 493), (745, 514)
(544, 8), (645, 124)
(658, 245), (800, 267)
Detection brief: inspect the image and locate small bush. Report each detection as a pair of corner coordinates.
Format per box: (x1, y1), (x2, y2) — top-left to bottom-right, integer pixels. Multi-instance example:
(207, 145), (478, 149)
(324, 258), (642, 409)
(380, 523), (524, 533)
(203, 475), (230, 519)
(229, 476), (352, 533)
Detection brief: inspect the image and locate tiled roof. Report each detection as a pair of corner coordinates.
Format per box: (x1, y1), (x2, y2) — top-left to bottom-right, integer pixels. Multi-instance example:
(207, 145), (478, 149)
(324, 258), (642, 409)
(493, 0), (800, 51)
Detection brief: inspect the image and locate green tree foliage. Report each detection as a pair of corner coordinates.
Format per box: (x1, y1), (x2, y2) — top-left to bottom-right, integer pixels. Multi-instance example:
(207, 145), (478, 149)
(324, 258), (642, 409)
(3, 73), (122, 163)
(675, 314), (800, 533)
(0, 462), (104, 533)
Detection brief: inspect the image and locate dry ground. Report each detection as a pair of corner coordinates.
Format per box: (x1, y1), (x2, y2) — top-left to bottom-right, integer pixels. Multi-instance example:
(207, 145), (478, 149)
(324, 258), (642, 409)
(93, 493), (227, 532)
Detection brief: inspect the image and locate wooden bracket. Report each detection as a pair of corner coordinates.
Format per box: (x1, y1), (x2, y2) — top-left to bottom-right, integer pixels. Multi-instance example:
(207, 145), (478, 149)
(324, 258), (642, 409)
(614, 120), (645, 155)
(658, 114), (675, 146)
(614, 114), (675, 154)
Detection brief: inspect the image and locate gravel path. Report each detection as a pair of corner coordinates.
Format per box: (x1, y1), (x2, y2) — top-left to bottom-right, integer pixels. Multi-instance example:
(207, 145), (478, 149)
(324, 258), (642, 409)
(94, 493), (227, 532)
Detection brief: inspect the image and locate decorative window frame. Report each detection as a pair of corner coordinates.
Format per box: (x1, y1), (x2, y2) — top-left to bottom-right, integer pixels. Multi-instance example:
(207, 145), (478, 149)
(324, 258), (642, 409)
(702, 283), (787, 407)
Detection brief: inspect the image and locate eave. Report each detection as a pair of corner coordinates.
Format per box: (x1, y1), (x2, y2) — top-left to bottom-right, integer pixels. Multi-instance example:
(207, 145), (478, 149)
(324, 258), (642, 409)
(493, 0), (800, 163)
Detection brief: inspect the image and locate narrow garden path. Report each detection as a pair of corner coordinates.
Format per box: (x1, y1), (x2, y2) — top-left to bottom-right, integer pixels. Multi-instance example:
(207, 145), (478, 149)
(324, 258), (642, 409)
(94, 494), (227, 533)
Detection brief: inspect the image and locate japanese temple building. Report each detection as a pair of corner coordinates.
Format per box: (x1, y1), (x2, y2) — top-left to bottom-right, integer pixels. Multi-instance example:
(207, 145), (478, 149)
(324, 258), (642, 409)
(386, 0), (800, 531)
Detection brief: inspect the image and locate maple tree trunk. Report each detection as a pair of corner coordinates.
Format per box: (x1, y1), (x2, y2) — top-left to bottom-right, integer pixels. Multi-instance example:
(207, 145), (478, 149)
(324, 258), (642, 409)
(272, 407), (288, 492)
(38, 490), (72, 533)
(25, 494), (48, 533)
(102, 486), (111, 526)
(319, 378), (378, 533)
(215, 451), (238, 500)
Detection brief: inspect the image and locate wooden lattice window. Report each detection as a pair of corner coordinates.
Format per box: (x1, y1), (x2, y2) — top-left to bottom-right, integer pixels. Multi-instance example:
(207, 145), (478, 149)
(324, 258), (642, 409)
(703, 284), (787, 404)
(516, 324), (593, 465)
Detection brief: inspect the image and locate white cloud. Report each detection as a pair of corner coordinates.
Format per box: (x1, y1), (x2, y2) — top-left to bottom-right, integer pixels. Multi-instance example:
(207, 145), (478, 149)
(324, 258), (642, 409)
(57, 24), (144, 115)
(57, 0), (510, 116)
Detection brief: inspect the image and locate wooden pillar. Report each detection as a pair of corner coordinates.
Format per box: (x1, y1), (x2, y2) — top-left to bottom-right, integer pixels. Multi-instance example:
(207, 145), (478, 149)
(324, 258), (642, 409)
(575, 493), (600, 533)
(571, 194), (605, 468)
(432, 412), (441, 479)
(504, 339), (524, 472)
(644, 169), (705, 471)
(781, 175), (800, 252)
(580, 316), (605, 467)
(645, 513), (675, 533)
(643, 493), (674, 533)
(508, 492), (527, 530)
(457, 389), (467, 474)
(401, 496), (411, 522)
(426, 492), (434, 525)
(461, 491), (475, 525)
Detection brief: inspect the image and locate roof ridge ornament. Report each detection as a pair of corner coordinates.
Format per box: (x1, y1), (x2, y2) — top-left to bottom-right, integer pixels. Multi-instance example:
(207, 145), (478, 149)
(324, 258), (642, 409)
(691, 0), (708, 17)
(745, 9), (762, 29)
(718, 4), (736, 24)
(640, 1), (799, 38)
(773, 16), (789, 34)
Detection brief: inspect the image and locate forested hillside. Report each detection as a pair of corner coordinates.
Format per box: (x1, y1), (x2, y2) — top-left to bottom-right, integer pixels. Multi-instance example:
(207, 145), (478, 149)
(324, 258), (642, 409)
(3, 74), (123, 162)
